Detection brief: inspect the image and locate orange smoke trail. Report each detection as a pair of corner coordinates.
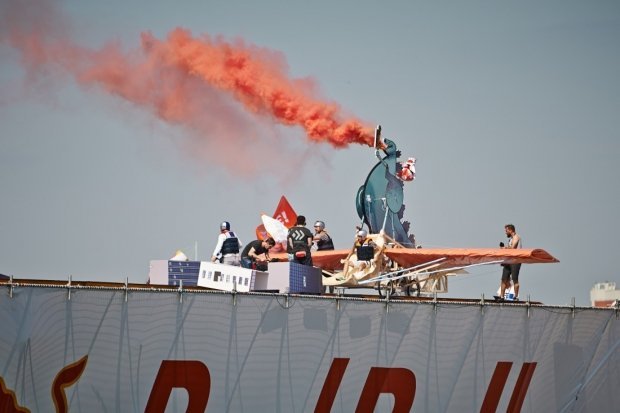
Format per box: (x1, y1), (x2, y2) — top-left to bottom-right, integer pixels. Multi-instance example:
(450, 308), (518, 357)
(141, 29), (374, 147)
(1, 2), (375, 149)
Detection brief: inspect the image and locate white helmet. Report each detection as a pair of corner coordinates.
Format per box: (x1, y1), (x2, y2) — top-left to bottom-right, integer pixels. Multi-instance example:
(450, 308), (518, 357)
(357, 229), (367, 238)
(314, 220), (325, 230)
(220, 221), (231, 231)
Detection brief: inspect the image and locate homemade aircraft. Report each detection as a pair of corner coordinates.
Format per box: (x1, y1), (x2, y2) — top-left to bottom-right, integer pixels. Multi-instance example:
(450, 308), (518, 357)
(313, 241), (558, 296)
(269, 126), (559, 296)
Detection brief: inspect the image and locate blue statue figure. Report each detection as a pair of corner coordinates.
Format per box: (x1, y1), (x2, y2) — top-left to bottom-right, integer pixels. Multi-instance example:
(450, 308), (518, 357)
(355, 126), (415, 248)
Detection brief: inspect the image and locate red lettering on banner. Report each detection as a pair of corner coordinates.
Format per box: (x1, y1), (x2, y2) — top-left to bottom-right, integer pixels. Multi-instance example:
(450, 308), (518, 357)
(145, 360), (210, 413)
(315, 358), (350, 413)
(507, 362), (537, 413)
(355, 367), (416, 413)
(314, 358), (416, 413)
(481, 361), (513, 412)
(2, 356), (538, 412)
(480, 361), (537, 413)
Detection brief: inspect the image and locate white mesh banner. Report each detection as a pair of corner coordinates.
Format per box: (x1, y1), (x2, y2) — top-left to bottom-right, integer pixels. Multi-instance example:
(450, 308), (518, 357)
(0, 286), (618, 412)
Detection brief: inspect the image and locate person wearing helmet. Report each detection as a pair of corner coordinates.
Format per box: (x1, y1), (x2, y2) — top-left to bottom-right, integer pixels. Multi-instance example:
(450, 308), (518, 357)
(286, 215), (313, 266)
(354, 229), (377, 261)
(342, 228), (378, 274)
(349, 229), (377, 270)
(211, 221), (243, 266)
(313, 220), (334, 251)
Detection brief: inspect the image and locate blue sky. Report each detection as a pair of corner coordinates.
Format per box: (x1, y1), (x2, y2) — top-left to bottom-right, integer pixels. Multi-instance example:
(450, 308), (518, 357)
(1, 0), (619, 306)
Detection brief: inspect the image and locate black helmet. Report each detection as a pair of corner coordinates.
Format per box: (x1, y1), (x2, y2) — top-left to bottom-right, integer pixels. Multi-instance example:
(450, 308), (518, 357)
(314, 220), (325, 230)
(220, 221), (231, 231)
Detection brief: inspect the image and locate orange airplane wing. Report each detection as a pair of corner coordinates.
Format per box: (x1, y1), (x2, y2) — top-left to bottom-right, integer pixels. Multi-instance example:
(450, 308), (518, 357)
(270, 247), (558, 272)
(385, 248), (559, 270)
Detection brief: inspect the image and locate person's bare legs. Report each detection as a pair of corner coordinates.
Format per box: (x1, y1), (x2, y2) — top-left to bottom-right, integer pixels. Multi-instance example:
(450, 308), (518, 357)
(500, 265), (511, 298)
(500, 279), (511, 298)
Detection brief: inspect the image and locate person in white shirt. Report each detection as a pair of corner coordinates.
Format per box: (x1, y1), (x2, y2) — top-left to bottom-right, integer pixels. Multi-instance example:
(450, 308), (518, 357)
(211, 221), (243, 266)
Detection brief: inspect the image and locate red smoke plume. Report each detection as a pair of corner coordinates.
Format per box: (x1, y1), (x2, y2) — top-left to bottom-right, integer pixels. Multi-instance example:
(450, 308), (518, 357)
(1, 1), (375, 174)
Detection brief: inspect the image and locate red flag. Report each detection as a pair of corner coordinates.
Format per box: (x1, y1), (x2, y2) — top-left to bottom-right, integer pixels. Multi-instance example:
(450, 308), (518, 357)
(273, 196), (297, 228)
(255, 196), (297, 245)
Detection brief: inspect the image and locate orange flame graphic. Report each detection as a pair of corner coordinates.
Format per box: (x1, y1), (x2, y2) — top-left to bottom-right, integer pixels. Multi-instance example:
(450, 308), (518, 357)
(51, 355), (88, 413)
(0, 378), (30, 413)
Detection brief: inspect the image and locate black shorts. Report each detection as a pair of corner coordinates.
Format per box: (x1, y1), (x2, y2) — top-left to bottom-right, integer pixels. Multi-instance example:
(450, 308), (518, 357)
(501, 263), (521, 283)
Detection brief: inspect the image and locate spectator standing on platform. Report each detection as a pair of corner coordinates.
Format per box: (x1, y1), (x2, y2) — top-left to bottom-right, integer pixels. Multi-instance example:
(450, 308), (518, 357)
(499, 223), (522, 300)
